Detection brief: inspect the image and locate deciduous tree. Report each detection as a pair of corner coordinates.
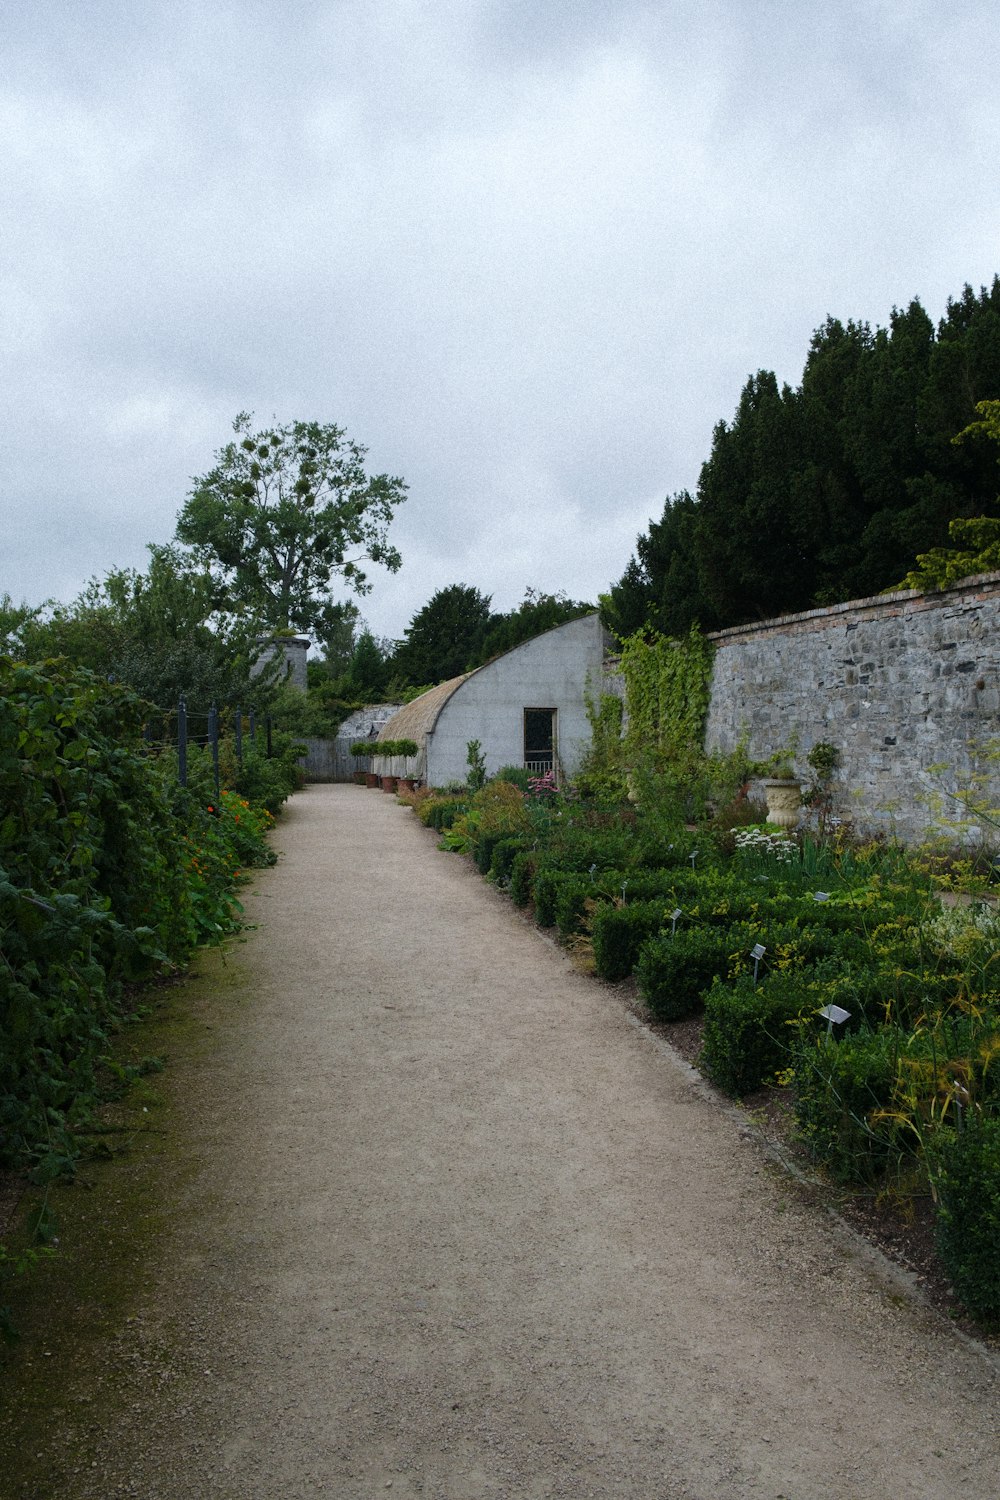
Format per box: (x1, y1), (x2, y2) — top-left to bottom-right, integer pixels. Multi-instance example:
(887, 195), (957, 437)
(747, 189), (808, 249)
(176, 412), (406, 637)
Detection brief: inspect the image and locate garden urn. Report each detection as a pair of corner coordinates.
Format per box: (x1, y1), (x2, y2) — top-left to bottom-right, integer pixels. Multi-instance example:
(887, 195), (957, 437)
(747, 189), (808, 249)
(763, 777), (803, 830)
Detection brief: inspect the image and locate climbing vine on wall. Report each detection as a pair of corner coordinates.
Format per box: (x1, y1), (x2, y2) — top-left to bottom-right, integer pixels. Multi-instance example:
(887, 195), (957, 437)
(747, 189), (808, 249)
(619, 626), (714, 764)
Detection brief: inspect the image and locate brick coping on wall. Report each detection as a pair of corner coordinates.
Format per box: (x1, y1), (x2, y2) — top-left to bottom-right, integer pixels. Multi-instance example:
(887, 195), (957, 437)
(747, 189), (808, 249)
(705, 571), (1000, 644)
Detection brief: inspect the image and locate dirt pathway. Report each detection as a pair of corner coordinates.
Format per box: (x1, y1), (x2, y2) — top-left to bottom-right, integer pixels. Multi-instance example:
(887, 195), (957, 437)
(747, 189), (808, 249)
(7, 784), (1000, 1498)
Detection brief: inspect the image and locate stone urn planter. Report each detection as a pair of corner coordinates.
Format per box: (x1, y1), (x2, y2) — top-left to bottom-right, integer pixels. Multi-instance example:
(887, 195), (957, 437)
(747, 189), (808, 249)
(763, 777), (803, 830)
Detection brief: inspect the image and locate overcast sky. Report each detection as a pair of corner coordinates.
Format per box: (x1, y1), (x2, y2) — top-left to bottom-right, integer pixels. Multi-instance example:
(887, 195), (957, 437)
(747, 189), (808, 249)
(4, 0), (999, 642)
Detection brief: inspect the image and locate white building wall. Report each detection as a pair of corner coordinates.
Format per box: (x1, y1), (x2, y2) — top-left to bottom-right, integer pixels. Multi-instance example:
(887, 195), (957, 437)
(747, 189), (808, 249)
(425, 614), (608, 785)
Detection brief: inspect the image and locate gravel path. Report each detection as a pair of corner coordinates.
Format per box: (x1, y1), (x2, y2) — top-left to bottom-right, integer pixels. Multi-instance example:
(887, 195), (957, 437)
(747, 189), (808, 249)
(10, 784), (1000, 1498)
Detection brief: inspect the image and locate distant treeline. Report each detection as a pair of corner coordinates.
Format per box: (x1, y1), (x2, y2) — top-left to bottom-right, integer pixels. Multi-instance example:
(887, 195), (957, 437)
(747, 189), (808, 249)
(604, 277), (1000, 639)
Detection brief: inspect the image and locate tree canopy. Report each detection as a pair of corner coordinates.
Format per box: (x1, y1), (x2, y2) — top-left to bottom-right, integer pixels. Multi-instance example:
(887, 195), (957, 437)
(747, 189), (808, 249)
(176, 412), (407, 637)
(603, 277), (1000, 640)
(9, 545), (255, 711)
(390, 584), (493, 687)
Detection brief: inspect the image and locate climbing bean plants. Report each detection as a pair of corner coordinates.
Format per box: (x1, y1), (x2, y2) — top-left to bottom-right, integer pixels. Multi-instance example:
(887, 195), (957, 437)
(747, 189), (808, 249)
(0, 659), (281, 1184)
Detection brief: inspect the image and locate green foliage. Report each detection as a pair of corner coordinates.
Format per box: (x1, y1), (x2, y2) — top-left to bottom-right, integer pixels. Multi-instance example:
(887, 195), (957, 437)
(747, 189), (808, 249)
(376, 738), (419, 760)
(13, 544), (257, 713)
(892, 515), (1000, 592)
(390, 584), (492, 687)
(176, 411), (406, 635)
(701, 972), (815, 1096)
(791, 1028), (911, 1183)
(606, 277), (1000, 633)
(0, 659), (277, 1182)
(416, 794), (469, 830)
(493, 765), (533, 791)
(228, 738), (303, 815)
(618, 627), (714, 767)
(466, 739), (487, 792)
(931, 1119), (1000, 1323)
(636, 925), (748, 1022)
(509, 850), (541, 906)
(576, 691), (626, 800)
(487, 836), (527, 885)
(475, 589), (594, 664)
(590, 900), (667, 981)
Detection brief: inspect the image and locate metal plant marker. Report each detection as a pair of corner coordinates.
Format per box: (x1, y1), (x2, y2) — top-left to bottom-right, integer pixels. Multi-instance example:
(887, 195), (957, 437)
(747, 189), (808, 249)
(750, 942), (766, 986)
(670, 908), (682, 936)
(689, 850), (699, 869)
(819, 1002), (851, 1036)
(813, 891), (830, 903)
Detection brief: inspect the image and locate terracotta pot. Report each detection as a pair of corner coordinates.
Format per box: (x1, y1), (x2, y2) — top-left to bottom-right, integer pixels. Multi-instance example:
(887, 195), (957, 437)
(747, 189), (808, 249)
(398, 777), (416, 793)
(365, 772), (380, 788)
(380, 775), (398, 793)
(764, 777), (803, 830)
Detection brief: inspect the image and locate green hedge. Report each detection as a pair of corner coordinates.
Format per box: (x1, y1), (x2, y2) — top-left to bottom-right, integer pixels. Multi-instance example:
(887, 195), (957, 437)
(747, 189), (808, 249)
(510, 850), (541, 907)
(791, 1028), (907, 1184)
(701, 972), (815, 1096)
(591, 901), (669, 981)
(932, 1119), (1000, 1323)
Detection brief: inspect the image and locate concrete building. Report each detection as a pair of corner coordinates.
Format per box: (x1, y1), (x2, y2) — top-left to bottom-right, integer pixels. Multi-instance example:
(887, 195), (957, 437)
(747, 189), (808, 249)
(375, 613), (610, 787)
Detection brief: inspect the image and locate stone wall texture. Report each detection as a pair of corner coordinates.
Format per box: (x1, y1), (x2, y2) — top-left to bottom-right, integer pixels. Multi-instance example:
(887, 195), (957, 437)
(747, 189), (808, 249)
(703, 574), (1000, 844)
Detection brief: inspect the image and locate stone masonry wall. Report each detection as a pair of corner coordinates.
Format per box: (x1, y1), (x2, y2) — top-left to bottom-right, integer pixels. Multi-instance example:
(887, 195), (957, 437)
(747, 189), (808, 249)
(703, 574), (1000, 844)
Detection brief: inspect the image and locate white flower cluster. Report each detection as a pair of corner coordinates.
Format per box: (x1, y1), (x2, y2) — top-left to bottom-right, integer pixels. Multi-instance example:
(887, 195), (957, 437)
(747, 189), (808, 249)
(733, 827), (798, 864)
(925, 900), (1000, 960)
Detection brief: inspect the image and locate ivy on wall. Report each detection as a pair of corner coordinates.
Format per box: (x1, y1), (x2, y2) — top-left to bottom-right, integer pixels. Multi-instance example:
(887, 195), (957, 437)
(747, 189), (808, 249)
(619, 626), (714, 765)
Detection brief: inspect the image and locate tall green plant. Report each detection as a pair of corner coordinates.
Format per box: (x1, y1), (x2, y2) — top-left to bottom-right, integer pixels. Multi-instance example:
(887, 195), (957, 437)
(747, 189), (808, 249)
(618, 626), (714, 767)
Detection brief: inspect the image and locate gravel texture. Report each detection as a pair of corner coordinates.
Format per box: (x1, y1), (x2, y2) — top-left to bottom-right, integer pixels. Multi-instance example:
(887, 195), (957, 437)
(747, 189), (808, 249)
(4, 783), (999, 1499)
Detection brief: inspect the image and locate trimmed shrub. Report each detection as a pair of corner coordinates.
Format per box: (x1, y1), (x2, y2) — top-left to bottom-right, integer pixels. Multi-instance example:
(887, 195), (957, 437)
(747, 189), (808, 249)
(591, 901), (669, 981)
(555, 876), (594, 938)
(488, 836), (526, 884)
(636, 925), (748, 1022)
(701, 972), (814, 1096)
(510, 850), (541, 907)
(417, 795), (468, 830)
(931, 1118), (1000, 1323)
(791, 1027), (907, 1184)
(533, 866), (563, 927)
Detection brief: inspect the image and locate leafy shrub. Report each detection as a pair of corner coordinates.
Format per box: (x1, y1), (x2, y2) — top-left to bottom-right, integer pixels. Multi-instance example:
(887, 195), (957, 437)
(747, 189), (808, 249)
(701, 972), (815, 1096)
(493, 765), (533, 791)
(488, 836), (526, 884)
(533, 866), (562, 927)
(417, 795), (468, 830)
(0, 660), (277, 1181)
(636, 924), (750, 1022)
(591, 900), (669, 981)
(510, 850), (541, 907)
(229, 739), (302, 815)
(791, 1028), (908, 1183)
(931, 1118), (1000, 1323)
(555, 876), (595, 938)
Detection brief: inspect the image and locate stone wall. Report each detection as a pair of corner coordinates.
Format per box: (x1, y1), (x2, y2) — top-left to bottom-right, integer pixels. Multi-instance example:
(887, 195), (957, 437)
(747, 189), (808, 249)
(703, 574), (1000, 844)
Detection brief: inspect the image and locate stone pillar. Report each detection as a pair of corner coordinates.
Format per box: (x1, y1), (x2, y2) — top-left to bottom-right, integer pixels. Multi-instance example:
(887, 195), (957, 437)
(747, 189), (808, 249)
(251, 635), (311, 691)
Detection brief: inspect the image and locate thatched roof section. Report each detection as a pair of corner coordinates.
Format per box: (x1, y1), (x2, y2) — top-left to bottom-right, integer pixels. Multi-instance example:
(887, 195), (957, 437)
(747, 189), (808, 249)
(376, 674), (470, 748)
